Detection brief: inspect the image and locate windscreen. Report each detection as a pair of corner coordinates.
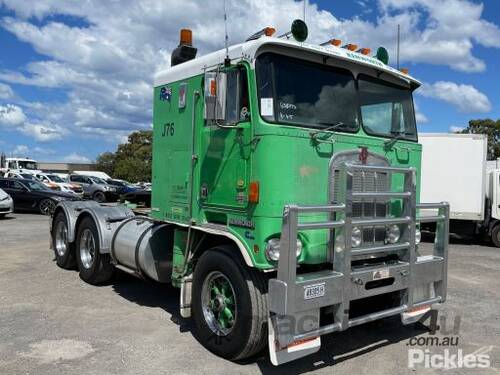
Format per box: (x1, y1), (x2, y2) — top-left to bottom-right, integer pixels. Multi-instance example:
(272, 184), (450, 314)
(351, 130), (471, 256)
(255, 52), (417, 141)
(25, 180), (48, 191)
(48, 175), (64, 182)
(18, 161), (38, 170)
(358, 75), (417, 141)
(256, 52), (359, 131)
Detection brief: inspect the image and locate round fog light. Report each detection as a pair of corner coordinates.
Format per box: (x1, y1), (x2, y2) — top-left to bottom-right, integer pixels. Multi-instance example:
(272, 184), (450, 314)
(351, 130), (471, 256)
(265, 238), (303, 261)
(386, 224), (401, 244)
(351, 227), (362, 248)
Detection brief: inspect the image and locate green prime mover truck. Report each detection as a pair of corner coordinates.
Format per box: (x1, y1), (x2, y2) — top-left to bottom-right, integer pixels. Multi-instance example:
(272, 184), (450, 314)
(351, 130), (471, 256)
(50, 22), (449, 365)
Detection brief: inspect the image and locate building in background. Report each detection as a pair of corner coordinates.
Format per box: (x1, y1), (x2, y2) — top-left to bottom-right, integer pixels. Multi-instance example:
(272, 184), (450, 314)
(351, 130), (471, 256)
(37, 162), (96, 174)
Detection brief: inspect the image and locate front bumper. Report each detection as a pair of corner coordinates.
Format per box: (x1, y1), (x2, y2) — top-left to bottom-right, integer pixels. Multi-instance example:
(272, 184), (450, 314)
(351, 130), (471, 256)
(0, 197), (14, 215)
(268, 163), (450, 365)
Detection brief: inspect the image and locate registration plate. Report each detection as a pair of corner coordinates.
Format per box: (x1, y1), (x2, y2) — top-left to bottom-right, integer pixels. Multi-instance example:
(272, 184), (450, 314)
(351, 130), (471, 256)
(304, 283), (325, 300)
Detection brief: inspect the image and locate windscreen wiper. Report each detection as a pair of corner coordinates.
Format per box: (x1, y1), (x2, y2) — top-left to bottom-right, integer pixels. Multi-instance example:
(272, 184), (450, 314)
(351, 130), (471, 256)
(309, 121), (345, 141)
(384, 131), (406, 148)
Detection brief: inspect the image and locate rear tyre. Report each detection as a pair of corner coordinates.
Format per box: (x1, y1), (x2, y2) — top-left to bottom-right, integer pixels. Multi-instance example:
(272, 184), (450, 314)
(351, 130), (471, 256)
(491, 224), (500, 248)
(192, 247), (268, 361)
(39, 198), (56, 215)
(75, 216), (114, 284)
(52, 211), (76, 269)
(93, 191), (106, 203)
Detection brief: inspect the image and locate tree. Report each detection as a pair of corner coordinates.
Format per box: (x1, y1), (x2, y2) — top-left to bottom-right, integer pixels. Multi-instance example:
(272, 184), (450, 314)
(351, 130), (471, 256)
(95, 130), (152, 182)
(458, 119), (500, 160)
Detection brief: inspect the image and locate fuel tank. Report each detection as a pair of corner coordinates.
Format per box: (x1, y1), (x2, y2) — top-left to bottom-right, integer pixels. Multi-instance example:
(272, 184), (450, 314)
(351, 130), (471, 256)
(111, 218), (173, 282)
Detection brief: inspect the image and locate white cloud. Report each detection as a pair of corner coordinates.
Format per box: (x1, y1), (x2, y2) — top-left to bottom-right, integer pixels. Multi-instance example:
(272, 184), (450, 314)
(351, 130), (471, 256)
(418, 81), (491, 113)
(0, 0), (497, 152)
(413, 101), (428, 123)
(62, 152), (91, 163)
(19, 122), (68, 142)
(0, 82), (14, 99)
(0, 104), (26, 126)
(12, 144), (29, 156)
(449, 125), (465, 133)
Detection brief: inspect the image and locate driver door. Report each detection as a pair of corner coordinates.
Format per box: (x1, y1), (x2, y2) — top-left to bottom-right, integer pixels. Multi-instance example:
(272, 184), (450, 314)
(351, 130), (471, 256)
(199, 66), (252, 210)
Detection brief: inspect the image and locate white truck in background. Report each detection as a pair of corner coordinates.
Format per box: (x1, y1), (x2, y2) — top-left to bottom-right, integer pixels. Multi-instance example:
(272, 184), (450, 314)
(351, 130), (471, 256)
(0, 156), (42, 176)
(419, 133), (500, 246)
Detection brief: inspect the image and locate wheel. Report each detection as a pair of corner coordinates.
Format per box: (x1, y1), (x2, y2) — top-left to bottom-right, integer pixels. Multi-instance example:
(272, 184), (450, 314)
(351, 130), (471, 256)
(93, 191), (106, 203)
(192, 247), (268, 361)
(491, 224), (500, 247)
(75, 216), (114, 284)
(52, 211), (76, 269)
(39, 198), (56, 215)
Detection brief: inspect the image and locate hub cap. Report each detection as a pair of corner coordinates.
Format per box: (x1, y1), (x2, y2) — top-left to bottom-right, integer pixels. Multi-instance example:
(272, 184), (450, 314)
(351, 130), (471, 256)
(201, 271), (237, 336)
(79, 229), (95, 269)
(55, 221), (68, 257)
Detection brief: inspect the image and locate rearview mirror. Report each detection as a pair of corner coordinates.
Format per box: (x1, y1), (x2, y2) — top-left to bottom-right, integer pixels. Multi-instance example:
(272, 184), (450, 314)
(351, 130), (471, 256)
(204, 71), (227, 122)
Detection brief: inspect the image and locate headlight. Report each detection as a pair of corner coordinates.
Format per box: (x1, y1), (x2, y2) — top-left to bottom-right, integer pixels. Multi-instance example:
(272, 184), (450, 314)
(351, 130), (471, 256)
(265, 238), (302, 262)
(385, 224), (400, 244)
(415, 227), (421, 245)
(351, 226), (362, 248)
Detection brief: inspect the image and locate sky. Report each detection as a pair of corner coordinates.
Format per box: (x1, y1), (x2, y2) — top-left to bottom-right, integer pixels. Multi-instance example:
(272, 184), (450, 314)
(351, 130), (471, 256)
(0, 0), (499, 163)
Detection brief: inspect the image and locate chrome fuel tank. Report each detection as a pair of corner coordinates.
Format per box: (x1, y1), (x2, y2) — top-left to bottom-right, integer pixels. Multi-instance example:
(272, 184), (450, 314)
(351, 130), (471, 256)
(111, 218), (173, 283)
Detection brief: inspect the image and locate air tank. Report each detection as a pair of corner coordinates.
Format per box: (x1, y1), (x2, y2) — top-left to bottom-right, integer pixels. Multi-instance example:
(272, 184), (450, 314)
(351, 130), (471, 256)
(111, 218), (173, 283)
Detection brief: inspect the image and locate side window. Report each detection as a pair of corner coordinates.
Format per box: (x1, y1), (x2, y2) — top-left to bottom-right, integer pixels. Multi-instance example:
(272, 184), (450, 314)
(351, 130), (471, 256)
(11, 181), (25, 190)
(225, 68), (249, 124)
(8, 161), (17, 169)
(71, 175), (82, 183)
(84, 177), (92, 184)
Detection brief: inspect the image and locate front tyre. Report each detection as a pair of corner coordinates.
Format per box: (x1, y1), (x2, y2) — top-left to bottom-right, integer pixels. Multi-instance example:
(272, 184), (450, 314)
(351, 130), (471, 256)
(52, 211), (76, 269)
(39, 198), (56, 215)
(75, 216), (114, 284)
(192, 247), (268, 361)
(93, 191), (106, 203)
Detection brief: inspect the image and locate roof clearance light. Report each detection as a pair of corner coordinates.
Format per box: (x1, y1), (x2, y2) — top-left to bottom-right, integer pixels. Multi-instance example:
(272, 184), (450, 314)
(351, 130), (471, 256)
(375, 46), (389, 64)
(358, 47), (371, 55)
(264, 27), (276, 37)
(291, 19), (308, 42)
(400, 68), (409, 74)
(180, 29), (193, 46)
(245, 26), (276, 41)
(344, 44), (358, 51)
(319, 38), (341, 47)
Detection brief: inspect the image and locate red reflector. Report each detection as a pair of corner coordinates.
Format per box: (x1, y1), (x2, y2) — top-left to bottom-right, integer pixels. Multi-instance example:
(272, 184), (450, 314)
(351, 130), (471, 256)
(249, 181), (259, 203)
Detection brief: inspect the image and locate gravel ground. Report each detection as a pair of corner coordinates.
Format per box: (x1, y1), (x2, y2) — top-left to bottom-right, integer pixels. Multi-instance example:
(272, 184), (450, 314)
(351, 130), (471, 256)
(0, 213), (499, 374)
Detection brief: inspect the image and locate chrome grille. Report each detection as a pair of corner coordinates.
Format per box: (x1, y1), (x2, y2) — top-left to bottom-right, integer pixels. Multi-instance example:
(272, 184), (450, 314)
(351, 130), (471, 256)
(330, 152), (391, 248)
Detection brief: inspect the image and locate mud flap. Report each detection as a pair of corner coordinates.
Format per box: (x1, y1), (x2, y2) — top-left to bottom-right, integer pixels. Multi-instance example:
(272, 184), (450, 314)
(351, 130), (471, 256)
(268, 315), (321, 366)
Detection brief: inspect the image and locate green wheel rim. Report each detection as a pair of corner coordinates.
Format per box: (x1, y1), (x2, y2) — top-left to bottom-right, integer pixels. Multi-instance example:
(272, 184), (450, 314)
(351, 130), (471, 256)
(201, 271), (237, 336)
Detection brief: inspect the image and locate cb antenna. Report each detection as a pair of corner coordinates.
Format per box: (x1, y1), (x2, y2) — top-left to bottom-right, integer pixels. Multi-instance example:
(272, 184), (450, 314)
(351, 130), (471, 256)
(303, 0), (307, 22)
(223, 0), (230, 66)
(396, 24), (400, 69)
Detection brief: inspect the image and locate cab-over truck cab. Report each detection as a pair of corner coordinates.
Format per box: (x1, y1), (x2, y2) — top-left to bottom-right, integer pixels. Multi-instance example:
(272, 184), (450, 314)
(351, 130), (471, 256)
(50, 23), (449, 365)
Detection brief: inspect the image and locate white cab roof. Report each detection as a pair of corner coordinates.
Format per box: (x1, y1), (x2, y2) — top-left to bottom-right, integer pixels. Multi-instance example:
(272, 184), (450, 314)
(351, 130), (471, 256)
(154, 36), (421, 87)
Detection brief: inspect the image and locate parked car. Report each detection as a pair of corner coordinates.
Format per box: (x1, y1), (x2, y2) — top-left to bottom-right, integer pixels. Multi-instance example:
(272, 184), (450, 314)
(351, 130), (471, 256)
(0, 178), (79, 215)
(34, 173), (84, 196)
(67, 174), (118, 203)
(3, 172), (37, 180)
(106, 179), (140, 195)
(0, 187), (14, 218)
